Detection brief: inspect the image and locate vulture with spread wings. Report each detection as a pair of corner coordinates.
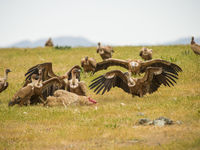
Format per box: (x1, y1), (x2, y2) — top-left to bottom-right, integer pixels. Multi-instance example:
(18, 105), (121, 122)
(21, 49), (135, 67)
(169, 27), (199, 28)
(90, 67), (180, 97)
(9, 74), (63, 106)
(94, 58), (182, 75)
(24, 62), (81, 87)
(191, 36), (200, 55)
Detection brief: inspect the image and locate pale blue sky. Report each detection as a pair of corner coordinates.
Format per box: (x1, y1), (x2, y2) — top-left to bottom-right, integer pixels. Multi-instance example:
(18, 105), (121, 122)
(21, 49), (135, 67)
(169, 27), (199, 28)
(0, 0), (200, 46)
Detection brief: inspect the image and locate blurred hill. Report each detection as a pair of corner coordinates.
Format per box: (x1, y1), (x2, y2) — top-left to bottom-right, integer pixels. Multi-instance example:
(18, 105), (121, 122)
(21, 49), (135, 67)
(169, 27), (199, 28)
(8, 36), (200, 48)
(11, 36), (96, 48)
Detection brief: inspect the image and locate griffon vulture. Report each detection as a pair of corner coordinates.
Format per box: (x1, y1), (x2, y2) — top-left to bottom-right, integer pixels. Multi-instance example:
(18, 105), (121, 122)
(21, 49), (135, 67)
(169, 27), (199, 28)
(94, 58), (182, 75)
(81, 56), (97, 73)
(24, 62), (81, 87)
(8, 74), (63, 106)
(89, 67), (180, 97)
(139, 47), (153, 61)
(191, 36), (200, 55)
(97, 42), (114, 60)
(45, 38), (54, 47)
(0, 69), (11, 93)
(66, 68), (87, 96)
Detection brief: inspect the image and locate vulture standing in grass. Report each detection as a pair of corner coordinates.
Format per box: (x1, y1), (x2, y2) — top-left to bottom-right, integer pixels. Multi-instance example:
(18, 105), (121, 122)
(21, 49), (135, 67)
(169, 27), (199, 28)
(24, 62), (81, 88)
(97, 42), (114, 60)
(190, 36), (200, 55)
(81, 56), (96, 74)
(9, 74), (63, 106)
(66, 68), (87, 96)
(139, 47), (153, 61)
(90, 67), (180, 97)
(94, 58), (182, 76)
(0, 69), (11, 93)
(45, 38), (54, 47)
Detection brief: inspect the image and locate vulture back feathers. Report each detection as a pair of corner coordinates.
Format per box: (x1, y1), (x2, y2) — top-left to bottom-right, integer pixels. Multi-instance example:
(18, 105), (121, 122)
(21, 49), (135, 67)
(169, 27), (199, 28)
(81, 56), (97, 72)
(97, 42), (114, 60)
(139, 47), (153, 61)
(190, 36), (200, 55)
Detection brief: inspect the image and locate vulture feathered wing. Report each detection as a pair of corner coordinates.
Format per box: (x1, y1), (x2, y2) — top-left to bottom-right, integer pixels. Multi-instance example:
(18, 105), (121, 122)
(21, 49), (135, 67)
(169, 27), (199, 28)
(133, 67), (178, 97)
(191, 43), (200, 55)
(89, 70), (130, 95)
(0, 82), (8, 93)
(64, 65), (81, 81)
(36, 77), (63, 100)
(94, 59), (129, 73)
(140, 59), (182, 75)
(25, 62), (57, 81)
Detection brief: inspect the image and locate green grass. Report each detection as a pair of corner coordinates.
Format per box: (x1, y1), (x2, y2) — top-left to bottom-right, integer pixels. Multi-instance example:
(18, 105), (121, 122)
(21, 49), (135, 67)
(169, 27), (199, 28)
(0, 45), (200, 150)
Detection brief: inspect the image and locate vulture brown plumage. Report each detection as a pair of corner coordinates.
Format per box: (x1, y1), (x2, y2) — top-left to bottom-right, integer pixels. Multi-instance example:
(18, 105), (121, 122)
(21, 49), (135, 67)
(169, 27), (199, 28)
(90, 67), (180, 97)
(139, 47), (153, 61)
(9, 74), (63, 106)
(0, 69), (11, 93)
(45, 38), (54, 47)
(97, 42), (114, 60)
(66, 68), (87, 96)
(24, 62), (81, 87)
(81, 56), (97, 73)
(190, 36), (200, 55)
(94, 58), (182, 76)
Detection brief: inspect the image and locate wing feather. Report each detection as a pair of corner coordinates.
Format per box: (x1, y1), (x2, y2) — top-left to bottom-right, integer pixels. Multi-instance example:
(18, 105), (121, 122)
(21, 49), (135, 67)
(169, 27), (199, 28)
(89, 70), (130, 95)
(136, 67), (179, 96)
(94, 58), (129, 73)
(140, 59), (182, 75)
(64, 65), (81, 81)
(25, 62), (57, 81)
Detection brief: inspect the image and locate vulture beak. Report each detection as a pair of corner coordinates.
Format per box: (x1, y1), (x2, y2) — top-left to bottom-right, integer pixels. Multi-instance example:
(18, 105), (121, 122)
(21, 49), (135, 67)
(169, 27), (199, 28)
(88, 97), (97, 104)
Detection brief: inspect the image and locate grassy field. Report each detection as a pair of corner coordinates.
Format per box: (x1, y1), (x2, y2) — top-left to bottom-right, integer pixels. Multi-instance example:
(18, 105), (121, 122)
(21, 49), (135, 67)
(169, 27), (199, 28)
(0, 45), (200, 150)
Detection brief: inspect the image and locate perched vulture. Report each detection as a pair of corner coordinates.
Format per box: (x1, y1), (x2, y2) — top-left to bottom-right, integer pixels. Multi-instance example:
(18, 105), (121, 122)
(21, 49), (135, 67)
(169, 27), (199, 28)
(46, 90), (97, 107)
(0, 69), (11, 93)
(81, 56), (97, 73)
(190, 36), (200, 55)
(66, 68), (87, 96)
(94, 58), (182, 75)
(139, 47), (153, 61)
(97, 42), (114, 60)
(45, 38), (54, 47)
(24, 62), (81, 87)
(90, 67), (180, 97)
(8, 74), (63, 106)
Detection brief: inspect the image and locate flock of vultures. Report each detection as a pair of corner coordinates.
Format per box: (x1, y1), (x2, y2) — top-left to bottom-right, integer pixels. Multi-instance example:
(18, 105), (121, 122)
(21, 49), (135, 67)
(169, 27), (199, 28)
(0, 37), (199, 107)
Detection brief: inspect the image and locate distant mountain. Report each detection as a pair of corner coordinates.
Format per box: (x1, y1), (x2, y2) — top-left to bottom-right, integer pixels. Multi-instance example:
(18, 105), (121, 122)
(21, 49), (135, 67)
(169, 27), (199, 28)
(160, 37), (200, 45)
(9, 36), (200, 48)
(11, 36), (96, 48)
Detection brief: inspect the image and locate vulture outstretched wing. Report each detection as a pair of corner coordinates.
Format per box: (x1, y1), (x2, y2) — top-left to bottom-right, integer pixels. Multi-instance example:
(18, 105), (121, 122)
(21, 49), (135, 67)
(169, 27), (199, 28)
(89, 70), (130, 95)
(64, 65), (81, 81)
(25, 62), (57, 81)
(94, 58), (129, 73)
(36, 77), (63, 100)
(134, 67), (179, 97)
(140, 59), (182, 75)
